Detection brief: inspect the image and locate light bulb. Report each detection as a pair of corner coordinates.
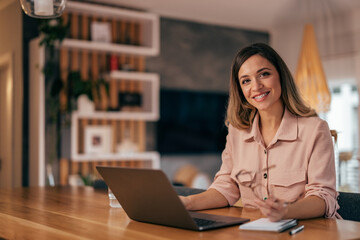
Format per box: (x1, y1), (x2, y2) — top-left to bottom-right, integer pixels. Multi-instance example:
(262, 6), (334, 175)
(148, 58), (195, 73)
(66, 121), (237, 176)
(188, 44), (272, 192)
(34, 0), (54, 16)
(20, 0), (66, 19)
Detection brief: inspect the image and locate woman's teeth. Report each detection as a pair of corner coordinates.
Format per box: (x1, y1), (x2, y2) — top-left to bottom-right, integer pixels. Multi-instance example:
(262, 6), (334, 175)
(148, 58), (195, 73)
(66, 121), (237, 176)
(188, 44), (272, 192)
(253, 92), (269, 99)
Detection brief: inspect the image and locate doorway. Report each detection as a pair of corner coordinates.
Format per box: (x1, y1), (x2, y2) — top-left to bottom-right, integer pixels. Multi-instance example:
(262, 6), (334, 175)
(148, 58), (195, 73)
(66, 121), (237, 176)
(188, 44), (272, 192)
(0, 52), (14, 188)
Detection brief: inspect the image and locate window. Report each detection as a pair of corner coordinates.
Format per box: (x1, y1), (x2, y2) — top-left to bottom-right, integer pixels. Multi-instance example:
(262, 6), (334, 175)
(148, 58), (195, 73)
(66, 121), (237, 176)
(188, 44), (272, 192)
(321, 82), (359, 192)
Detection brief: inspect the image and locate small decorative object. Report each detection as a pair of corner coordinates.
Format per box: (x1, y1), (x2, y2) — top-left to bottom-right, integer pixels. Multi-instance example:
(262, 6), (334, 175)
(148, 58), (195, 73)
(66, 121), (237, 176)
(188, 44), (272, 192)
(109, 55), (118, 71)
(116, 129), (139, 153)
(85, 126), (113, 154)
(20, 0), (66, 19)
(120, 63), (133, 71)
(46, 164), (55, 186)
(77, 94), (95, 114)
(116, 139), (139, 153)
(118, 92), (142, 109)
(91, 22), (112, 43)
(68, 174), (85, 186)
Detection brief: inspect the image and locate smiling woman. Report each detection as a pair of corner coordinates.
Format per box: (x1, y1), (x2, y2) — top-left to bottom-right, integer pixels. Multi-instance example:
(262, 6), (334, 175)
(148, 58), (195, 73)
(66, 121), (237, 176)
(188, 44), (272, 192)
(180, 43), (340, 222)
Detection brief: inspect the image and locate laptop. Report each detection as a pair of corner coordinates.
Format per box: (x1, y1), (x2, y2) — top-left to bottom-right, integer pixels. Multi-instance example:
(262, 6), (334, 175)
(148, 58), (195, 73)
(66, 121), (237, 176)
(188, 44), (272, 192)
(96, 166), (249, 231)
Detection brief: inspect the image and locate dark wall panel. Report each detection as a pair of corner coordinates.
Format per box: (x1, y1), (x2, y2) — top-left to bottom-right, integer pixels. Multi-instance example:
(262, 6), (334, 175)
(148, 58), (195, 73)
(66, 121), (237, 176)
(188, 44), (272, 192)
(148, 18), (269, 93)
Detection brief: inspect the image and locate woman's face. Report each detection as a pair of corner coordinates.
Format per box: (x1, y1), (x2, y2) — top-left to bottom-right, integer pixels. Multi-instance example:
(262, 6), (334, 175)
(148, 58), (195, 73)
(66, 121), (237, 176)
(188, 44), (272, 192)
(238, 54), (282, 113)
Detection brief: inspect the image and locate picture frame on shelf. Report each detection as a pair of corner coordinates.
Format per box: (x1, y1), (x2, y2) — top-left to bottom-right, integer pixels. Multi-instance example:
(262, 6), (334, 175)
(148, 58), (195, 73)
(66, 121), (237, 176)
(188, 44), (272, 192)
(118, 92), (142, 109)
(84, 126), (113, 154)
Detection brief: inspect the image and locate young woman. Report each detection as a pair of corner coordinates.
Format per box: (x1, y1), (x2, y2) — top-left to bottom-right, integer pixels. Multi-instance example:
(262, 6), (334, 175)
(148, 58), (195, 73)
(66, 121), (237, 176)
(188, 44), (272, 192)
(180, 43), (340, 221)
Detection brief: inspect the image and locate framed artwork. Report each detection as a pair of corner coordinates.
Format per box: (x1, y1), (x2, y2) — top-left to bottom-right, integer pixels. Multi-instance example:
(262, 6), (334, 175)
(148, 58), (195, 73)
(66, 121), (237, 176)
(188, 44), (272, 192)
(84, 126), (113, 154)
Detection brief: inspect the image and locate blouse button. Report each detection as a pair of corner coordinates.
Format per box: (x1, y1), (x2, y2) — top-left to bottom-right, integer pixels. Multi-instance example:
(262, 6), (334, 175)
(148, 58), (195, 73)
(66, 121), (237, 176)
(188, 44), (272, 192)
(264, 149), (267, 154)
(263, 173), (267, 179)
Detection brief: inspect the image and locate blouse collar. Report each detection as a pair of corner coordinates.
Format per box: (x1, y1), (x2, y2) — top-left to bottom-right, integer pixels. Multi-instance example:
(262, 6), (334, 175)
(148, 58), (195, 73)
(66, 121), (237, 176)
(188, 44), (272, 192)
(244, 107), (298, 146)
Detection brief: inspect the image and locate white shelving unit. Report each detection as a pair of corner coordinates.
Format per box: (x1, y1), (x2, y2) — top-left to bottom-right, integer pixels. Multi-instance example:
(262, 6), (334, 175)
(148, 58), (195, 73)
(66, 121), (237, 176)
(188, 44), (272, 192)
(66, 2), (161, 169)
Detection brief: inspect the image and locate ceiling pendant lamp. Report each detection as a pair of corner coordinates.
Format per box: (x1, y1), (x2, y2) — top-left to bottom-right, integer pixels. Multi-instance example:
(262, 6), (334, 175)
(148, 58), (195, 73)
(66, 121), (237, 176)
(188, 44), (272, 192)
(295, 23), (331, 113)
(20, 0), (66, 19)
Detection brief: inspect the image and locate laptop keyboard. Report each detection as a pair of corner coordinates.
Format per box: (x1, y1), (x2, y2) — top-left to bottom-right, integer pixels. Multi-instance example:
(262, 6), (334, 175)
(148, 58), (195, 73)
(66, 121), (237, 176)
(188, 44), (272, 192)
(193, 218), (218, 227)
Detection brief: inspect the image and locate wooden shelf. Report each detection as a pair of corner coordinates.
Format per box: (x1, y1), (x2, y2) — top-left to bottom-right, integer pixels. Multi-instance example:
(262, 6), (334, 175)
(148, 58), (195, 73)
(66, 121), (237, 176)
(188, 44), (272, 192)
(71, 71), (159, 120)
(109, 71), (159, 81)
(64, 1), (160, 56)
(61, 39), (159, 56)
(72, 111), (158, 121)
(71, 151), (160, 169)
(109, 70), (159, 119)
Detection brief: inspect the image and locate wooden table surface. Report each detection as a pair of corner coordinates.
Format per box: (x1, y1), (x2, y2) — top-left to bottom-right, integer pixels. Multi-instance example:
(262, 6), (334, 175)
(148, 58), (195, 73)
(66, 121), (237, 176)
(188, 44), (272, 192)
(0, 186), (359, 240)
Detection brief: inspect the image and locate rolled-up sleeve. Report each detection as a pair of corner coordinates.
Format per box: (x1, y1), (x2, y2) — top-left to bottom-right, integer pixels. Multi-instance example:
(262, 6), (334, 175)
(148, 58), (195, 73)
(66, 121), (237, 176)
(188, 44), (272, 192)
(208, 126), (240, 206)
(305, 120), (339, 218)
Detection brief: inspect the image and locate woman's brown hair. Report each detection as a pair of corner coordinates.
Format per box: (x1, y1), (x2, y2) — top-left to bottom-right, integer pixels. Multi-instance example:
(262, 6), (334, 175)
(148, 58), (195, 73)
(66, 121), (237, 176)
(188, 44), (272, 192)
(226, 43), (316, 129)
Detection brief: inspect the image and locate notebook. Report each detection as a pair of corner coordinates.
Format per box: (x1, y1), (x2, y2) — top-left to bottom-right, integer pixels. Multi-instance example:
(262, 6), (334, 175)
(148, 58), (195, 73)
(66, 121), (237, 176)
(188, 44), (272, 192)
(96, 166), (249, 231)
(239, 218), (298, 232)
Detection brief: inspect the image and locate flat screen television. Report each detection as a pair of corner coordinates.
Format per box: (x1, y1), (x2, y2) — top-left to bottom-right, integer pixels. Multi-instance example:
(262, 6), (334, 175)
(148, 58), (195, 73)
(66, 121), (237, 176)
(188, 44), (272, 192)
(157, 89), (228, 154)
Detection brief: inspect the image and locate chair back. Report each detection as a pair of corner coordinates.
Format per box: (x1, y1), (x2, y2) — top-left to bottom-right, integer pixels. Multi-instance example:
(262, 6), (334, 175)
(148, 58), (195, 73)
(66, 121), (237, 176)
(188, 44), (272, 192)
(337, 191), (360, 221)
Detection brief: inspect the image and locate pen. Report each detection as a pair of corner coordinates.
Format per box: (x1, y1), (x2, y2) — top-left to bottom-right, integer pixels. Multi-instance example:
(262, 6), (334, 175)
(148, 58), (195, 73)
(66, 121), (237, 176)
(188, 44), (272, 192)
(289, 225), (304, 235)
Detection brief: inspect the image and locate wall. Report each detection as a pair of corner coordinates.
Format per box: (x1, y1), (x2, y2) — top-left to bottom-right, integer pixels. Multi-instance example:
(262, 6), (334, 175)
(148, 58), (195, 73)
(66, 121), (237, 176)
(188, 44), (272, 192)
(148, 18), (269, 93)
(270, 10), (359, 83)
(0, 0), (23, 187)
(270, 7), (360, 153)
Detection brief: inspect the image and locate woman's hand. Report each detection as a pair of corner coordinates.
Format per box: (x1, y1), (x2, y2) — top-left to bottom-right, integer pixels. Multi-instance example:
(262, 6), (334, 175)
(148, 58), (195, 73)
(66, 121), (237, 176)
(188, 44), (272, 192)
(179, 195), (192, 210)
(255, 195), (326, 221)
(178, 189), (229, 211)
(254, 197), (289, 222)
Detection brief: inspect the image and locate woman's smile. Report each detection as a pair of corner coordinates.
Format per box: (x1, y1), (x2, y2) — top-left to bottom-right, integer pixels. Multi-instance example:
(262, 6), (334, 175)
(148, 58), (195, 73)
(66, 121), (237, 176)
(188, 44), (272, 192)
(253, 91), (270, 101)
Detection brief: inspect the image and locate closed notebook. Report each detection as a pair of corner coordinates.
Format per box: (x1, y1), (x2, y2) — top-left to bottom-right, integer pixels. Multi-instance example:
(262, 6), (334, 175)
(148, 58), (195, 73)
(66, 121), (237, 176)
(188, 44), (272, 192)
(239, 218), (297, 232)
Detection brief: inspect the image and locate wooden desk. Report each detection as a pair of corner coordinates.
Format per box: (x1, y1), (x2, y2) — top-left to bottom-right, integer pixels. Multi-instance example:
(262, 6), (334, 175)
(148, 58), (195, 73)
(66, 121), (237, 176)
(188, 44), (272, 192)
(0, 187), (359, 240)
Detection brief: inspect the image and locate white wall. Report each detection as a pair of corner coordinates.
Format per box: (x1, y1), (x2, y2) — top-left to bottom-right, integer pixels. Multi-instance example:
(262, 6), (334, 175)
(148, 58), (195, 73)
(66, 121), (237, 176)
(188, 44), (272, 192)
(0, 1), (23, 187)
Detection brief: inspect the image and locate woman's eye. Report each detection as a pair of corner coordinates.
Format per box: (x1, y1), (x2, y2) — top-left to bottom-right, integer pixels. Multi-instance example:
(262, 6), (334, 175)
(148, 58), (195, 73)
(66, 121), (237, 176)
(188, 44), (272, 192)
(241, 79), (250, 85)
(259, 72), (270, 78)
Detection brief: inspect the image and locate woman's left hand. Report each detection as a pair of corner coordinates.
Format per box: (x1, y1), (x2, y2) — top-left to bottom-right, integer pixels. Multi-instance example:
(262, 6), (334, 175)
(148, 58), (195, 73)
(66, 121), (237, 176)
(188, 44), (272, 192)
(254, 197), (289, 222)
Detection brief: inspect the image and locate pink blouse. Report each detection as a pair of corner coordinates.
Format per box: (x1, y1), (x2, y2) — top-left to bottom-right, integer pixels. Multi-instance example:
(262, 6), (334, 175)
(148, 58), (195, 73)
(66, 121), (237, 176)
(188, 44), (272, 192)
(209, 107), (340, 218)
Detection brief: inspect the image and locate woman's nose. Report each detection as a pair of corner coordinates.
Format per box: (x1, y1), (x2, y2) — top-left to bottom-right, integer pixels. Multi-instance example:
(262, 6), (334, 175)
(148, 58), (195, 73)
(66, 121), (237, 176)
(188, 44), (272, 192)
(252, 79), (263, 90)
